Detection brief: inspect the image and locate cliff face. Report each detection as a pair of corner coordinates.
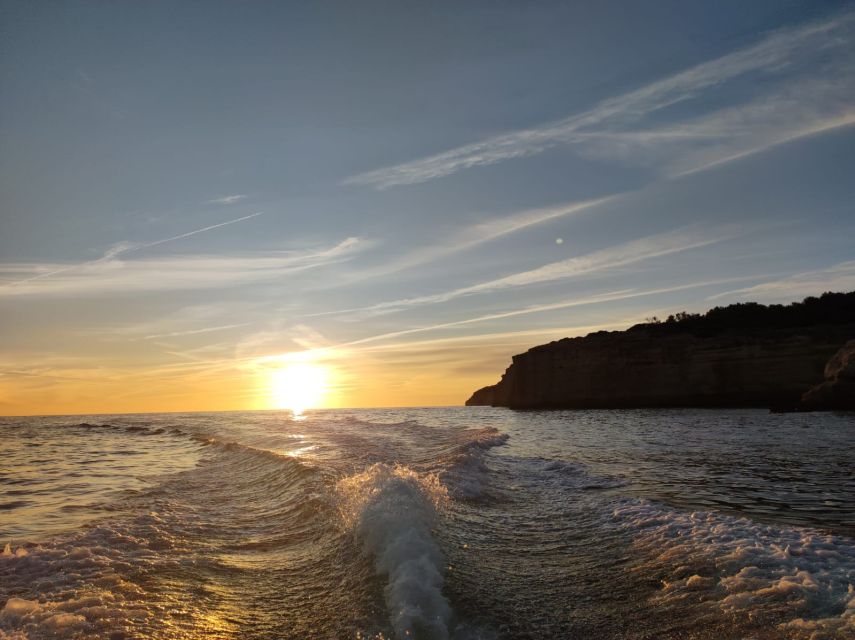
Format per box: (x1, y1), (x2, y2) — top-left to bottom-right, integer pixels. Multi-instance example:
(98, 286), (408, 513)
(801, 340), (855, 410)
(466, 326), (855, 409)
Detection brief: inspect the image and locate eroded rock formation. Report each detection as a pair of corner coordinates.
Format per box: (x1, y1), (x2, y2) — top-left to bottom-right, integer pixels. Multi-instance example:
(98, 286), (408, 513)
(466, 327), (854, 409)
(467, 293), (855, 410)
(801, 340), (855, 410)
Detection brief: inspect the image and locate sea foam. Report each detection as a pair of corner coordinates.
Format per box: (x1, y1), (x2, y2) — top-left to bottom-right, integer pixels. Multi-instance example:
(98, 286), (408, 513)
(338, 464), (452, 639)
(613, 499), (855, 637)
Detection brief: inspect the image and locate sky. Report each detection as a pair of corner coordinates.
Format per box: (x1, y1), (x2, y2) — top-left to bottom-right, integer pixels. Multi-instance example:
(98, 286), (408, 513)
(1, 0), (855, 415)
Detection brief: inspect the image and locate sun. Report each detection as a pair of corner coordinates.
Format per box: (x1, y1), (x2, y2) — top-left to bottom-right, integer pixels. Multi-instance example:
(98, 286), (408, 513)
(270, 362), (329, 416)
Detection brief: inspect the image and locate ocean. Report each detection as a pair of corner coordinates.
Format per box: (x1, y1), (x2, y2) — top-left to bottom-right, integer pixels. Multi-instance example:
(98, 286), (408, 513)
(1, 408), (854, 639)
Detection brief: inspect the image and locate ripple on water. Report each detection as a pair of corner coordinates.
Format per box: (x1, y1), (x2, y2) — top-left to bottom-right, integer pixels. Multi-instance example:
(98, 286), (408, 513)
(1, 408), (853, 639)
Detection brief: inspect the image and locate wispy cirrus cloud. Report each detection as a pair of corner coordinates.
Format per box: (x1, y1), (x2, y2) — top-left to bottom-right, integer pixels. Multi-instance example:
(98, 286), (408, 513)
(344, 10), (855, 189)
(209, 194), (247, 205)
(4, 211), (266, 288)
(0, 236), (364, 297)
(312, 227), (732, 318)
(322, 275), (767, 349)
(345, 195), (617, 282)
(708, 261), (855, 303)
(576, 73), (855, 177)
(141, 323), (252, 340)
(101, 303), (259, 342)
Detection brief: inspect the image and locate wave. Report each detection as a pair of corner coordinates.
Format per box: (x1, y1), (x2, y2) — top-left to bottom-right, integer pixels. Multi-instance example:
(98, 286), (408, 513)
(337, 464), (452, 639)
(0, 436), (329, 638)
(71, 419), (319, 482)
(613, 499), (855, 638)
(0, 511), (192, 639)
(435, 428), (509, 500)
(4, 417), (512, 638)
(483, 456), (627, 501)
(340, 415), (425, 429)
(534, 458), (628, 490)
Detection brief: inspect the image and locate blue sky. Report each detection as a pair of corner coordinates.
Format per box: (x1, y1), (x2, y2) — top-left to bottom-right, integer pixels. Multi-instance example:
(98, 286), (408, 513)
(1, 0), (854, 413)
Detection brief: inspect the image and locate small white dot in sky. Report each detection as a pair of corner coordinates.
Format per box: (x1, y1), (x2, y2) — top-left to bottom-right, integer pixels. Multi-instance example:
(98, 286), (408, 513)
(556, 238), (563, 244)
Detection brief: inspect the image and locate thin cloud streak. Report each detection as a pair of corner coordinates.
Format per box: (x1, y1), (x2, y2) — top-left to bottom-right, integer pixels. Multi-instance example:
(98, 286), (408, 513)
(312, 227), (731, 319)
(344, 10), (855, 189)
(708, 261), (855, 302)
(324, 275), (768, 350)
(343, 195), (618, 282)
(671, 112), (855, 178)
(578, 69), (855, 176)
(4, 212), (265, 288)
(141, 211), (264, 249)
(355, 94), (855, 288)
(342, 322), (630, 355)
(16, 321), (630, 389)
(0, 236), (363, 297)
(209, 194), (247, 205)
(142, 322), (253, 340)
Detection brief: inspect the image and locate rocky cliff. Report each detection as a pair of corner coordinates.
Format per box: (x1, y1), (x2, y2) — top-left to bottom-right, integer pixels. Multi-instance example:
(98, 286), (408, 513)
(801, 340), (855, 410)
(466, 293), (855, 410)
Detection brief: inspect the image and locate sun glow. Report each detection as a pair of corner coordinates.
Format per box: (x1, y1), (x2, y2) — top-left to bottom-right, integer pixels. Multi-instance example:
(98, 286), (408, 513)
(270, 361), (329, 416)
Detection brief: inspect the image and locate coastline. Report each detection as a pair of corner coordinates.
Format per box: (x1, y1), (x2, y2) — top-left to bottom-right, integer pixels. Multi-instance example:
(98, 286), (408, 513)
(467, 293), (855, 411)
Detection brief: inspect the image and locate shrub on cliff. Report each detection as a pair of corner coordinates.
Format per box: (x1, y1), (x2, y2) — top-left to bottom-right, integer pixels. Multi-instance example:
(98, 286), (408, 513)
(628, 291), (855, 337)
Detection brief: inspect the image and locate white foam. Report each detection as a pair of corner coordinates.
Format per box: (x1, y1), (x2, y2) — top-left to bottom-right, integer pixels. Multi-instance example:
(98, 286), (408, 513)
(0, 515), (179, 639)
(338, 464), (452, 639)
(613, 499), (855, 638)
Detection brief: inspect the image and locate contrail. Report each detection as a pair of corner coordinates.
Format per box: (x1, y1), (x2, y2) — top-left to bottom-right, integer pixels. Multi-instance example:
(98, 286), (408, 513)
(141, 211), (263, 249)
(4, 212), (264, 287)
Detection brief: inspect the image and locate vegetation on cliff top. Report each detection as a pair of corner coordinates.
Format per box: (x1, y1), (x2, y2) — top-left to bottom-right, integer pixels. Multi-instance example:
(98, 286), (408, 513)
(627, 291), (855, 337)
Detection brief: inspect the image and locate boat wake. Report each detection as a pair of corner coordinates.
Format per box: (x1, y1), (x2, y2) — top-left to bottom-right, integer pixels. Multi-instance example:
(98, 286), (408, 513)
(338, 464), (452, 639)
(5, 409), (852, 639)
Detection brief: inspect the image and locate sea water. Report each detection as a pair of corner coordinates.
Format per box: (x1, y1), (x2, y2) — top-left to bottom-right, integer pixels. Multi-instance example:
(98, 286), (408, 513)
(1, 408), (853, 639)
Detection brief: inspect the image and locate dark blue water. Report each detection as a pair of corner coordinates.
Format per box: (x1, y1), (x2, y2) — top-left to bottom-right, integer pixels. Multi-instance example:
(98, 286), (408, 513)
(1, 408), (853, 638)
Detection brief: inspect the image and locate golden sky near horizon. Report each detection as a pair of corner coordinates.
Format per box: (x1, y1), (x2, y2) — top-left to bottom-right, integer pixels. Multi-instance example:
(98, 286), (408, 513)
(0, 321), (629, 416)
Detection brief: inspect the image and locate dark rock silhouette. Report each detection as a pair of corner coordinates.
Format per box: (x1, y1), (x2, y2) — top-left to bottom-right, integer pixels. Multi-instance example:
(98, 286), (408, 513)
(466, 292), (855, 410)
(801, 340), (855, 410)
